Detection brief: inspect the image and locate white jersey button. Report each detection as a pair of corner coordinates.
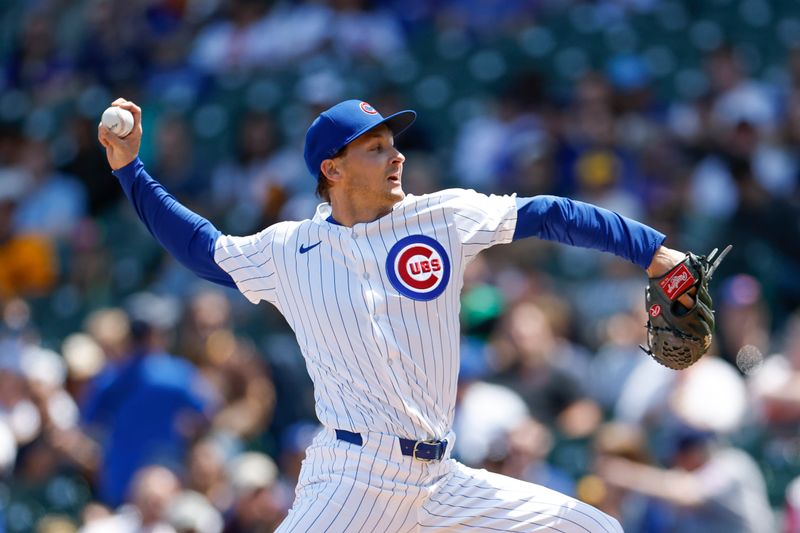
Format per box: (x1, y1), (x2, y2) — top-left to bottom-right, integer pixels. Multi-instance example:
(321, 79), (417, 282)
(363, 272), (370, 280)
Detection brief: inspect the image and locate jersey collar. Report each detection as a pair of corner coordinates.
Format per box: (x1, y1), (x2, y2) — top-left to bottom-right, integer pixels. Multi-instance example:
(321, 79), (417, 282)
(312, 198), (412, 227)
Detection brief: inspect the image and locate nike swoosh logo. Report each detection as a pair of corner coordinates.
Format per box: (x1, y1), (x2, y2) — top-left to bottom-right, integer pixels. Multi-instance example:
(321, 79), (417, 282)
(299, 241), (322, 254)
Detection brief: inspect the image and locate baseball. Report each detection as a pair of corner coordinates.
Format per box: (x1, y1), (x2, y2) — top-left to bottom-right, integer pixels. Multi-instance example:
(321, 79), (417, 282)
(101, 106), (134, 138)
(736, 344), (764, 375)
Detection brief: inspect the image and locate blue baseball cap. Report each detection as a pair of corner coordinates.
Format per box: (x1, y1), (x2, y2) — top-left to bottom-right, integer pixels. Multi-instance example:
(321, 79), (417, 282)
(303, 99), (416, 178)
(668, 423), (715, 458)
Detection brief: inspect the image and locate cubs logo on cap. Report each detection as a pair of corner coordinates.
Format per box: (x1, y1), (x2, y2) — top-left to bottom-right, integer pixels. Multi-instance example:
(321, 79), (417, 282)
(359, 102), (378, 115)
(386, 235), (450, 301)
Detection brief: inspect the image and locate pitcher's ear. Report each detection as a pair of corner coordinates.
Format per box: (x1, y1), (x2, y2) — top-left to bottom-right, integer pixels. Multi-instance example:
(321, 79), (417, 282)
(321, 159), (342, 182)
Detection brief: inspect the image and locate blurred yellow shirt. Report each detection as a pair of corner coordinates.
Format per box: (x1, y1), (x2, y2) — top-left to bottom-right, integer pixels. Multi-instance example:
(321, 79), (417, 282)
(0, 234), (57, 299)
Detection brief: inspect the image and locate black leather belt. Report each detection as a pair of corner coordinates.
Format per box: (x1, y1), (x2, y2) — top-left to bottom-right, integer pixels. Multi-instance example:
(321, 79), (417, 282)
(335, 429), (448, 462)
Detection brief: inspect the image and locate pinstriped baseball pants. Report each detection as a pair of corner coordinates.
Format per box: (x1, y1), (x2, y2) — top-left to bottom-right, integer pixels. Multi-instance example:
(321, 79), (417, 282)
(276, 428), (622, 533)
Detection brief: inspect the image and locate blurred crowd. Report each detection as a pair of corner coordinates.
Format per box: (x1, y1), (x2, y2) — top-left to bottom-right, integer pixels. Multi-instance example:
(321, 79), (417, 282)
(1, 0), (800, 532)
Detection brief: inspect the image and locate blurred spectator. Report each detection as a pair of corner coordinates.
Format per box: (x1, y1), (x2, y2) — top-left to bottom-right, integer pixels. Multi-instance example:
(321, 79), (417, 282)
(0, 169), (58, 300)
(193, 0), (407, 72)
(615, 353), (748, 440)
(223, 452), (284, 533)
(178, 290), (276, 442)
(606, 54), (656, 130)
(36, 515), (77, 533)
(184, 437), (232, 514)
(785, 475), (800, 533)
(784, 47), (800, 147)
(64, 218), (115, 307)
(450, 87), (546, 193)
(74, 0), (147, 88)
(717, 274), (771, 364)
(483, 416), (576, 497)
(436, 0), (537, 35)
(686, 46), (795, 253)
(452, 373), (528, 467)
(20, 345), (79, 437)
(12, 139), (86, 239)
(164, 490), (224, 533)
(670, 354), (749, 436)
(327, 0), (407, 63)
(587, 304), (649, 413)
(150, 115), (208, 204)
(78, 465), (181, 533)
(707, 45), (778, 137)
(750, 311), (800, 427)
(596, 421), (773, 533)
(490, 300), (601, 438)
(178, 290), (235, 365)
(81, 307), (131, 370)
(0, 418), (16, 477)
(60, 116), (124, 217)
(718, 157), (800, 321)
(459, 278), (505, 344)
(584, 422), (671, 533)
(4, 9), (75, 102)
(190, 0), (324, 73)
(61, 333), (105, 396)
(555, 72), (644, 219)
(79, 293), (219, 507)
(749, 311), (800, 501)
(143, 31), (206, 106)
(210, 113), (297, 234)
(129, 465), (181, 527)
(0, 355), (43, 449)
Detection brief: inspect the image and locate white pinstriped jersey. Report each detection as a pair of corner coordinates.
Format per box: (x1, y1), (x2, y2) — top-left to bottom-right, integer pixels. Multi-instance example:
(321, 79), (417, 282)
(213, 188), (517, 440)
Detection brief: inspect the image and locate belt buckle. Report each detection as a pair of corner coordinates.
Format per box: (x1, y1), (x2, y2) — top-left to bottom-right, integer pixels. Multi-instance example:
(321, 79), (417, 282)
(412, 440), (437, 463)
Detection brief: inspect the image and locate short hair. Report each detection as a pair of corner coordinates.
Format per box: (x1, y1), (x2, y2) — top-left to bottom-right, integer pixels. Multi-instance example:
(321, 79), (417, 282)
(316, 144), (348, 203)
(316, 173), (331, 203)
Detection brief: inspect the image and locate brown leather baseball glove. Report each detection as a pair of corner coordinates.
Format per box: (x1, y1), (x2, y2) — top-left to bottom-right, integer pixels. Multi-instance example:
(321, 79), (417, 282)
(641, 245), (732, 370)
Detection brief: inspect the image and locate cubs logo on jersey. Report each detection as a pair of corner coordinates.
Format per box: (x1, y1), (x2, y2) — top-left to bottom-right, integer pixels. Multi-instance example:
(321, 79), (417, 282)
(386, 235), (451, 301)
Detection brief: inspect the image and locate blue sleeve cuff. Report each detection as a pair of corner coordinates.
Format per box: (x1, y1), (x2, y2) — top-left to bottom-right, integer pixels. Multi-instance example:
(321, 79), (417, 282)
(111, 157), (143, 188)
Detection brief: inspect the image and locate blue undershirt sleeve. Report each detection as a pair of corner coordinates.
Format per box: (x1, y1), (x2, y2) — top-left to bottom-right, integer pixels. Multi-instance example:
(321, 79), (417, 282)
(112, 157), (236, 288)
(512, 196), (666, 270)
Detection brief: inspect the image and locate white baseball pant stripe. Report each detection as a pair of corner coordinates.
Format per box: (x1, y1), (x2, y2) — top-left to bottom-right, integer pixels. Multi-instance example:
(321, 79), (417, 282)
(276, 428), (622, 533)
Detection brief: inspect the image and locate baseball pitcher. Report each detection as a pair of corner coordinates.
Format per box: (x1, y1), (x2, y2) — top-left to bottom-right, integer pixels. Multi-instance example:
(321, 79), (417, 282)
(99, 98), (726, 532)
